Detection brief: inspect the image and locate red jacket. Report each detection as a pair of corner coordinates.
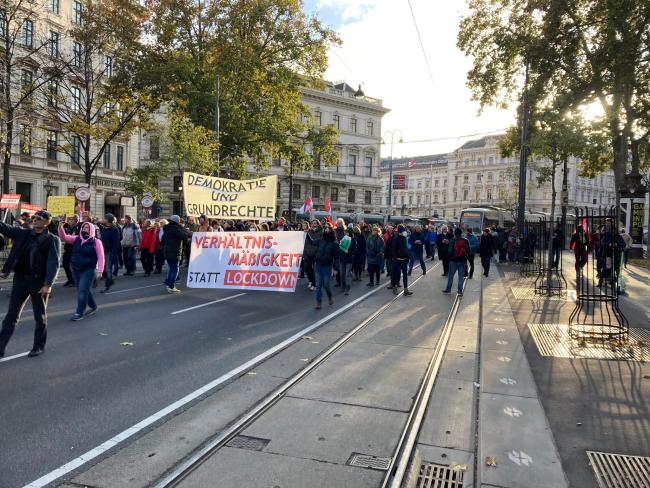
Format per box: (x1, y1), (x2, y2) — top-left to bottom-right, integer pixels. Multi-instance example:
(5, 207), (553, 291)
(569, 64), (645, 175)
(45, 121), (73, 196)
(140, 228), (158, 253)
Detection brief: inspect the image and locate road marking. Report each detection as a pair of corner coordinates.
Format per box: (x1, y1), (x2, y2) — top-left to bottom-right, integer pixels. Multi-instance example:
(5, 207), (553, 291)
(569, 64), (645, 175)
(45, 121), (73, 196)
(508, 449), (533, 466)
(171, 293), (247, 315)
(103, 283), (165, 295)
(503, 407), (523, 417)
(23, 278), (390, 488)
(500, 377), (517, 385)
(0, 351), (29, 363)
(498, 355), (512, 362)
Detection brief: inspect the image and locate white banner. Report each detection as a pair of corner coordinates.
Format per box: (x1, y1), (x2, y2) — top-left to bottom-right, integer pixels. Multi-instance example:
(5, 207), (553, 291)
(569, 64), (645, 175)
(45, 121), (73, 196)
(187, 231), (306, 292)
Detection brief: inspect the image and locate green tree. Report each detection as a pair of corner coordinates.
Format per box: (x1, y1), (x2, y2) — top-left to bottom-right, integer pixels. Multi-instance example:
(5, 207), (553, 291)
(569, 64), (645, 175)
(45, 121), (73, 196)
(145, 0), (340, 175)
(41, 0), (160, 185)
(458, 0), (650, 197)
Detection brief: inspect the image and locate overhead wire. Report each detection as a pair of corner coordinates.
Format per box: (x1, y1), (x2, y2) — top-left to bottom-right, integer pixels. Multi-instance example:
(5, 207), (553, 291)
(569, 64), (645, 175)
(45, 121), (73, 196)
(406, 0), (435, 89)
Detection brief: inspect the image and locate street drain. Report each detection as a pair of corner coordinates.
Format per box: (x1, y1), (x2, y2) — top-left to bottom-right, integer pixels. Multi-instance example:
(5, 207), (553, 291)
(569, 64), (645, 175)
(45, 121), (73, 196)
(587, 451), (650, 488)
(347, 452), (391, 470)
(225, 435), (270, 451)
(528, 323), (650, 361)
(416, 462), (464, 488)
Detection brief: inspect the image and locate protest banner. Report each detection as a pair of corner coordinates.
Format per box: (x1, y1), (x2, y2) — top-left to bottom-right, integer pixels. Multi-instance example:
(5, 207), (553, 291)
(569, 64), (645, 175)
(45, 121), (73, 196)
(183, 172), (277, 221)
(20, 203), (41, 213)
(0, 194), (21, 209)
(187, 231), (305, 292)
(47, 196), (76, 216)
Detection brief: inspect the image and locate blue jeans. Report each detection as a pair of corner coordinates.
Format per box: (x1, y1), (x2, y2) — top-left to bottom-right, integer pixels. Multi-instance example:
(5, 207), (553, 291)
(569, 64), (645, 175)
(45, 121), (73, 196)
(104, 254), (115, 288)
(445, 261), (465, 293)
(315, 263), (332, 303)
(391, 258), (409, 288)
(165, 259), (179, 288)
(409, 248), (426, 273)
(123, 246), (137, 273)
(72, 267), (97, 315)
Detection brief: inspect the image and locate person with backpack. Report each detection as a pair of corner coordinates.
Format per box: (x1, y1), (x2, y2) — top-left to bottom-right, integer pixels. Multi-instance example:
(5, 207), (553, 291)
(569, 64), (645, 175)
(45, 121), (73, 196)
(465, 228), (478, 279)
(389, 224), (413, 296)
(479, 227), (497, 277)
(59, 219), (105, 321)
(0, 211), (61, 358)
(443, 228), (469, 296)
(314, 224), (337, 309)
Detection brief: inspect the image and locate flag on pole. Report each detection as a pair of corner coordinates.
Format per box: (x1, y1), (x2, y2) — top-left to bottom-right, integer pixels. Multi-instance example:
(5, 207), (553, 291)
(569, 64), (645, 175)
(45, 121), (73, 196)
(324, 197), (332, 224)
(407, 159), (415, 168)
(298, 196), (313, 216)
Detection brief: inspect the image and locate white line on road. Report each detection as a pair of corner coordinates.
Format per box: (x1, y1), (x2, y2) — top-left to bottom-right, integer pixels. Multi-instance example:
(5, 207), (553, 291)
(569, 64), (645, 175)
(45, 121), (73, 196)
(104, 284), (164, 295)
(171, 293), (247, 314)
(23, 280), (388, 488)
(0, 351), (29, 363)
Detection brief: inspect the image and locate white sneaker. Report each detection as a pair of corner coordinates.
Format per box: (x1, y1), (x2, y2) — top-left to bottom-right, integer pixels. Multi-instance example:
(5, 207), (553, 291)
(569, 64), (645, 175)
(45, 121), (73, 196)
(167, 287), (181, 294)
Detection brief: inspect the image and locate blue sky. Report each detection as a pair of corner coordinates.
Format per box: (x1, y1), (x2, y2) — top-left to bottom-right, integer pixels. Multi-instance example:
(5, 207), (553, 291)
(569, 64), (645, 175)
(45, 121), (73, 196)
(302, 0), (372, 29)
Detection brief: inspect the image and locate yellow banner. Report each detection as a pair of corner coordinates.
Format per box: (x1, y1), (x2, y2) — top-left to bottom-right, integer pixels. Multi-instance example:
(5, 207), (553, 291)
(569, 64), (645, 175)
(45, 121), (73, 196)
(47, 196), (76, 216)
(183, 172), (277, 221)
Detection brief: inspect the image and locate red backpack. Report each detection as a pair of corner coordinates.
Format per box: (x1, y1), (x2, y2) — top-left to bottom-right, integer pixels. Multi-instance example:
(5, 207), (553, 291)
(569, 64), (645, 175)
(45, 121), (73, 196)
(452, 238), (469, 258)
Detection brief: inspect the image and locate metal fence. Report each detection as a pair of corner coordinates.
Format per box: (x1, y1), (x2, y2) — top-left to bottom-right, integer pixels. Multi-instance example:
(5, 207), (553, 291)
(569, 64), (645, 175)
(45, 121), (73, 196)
(568, 206), (629, 343)
(532, 219), (568, 297)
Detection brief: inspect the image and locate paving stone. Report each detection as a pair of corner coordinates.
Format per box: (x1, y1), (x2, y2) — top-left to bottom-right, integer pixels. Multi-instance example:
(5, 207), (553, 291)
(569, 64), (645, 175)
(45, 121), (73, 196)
(289, 341), (431, 412)
(447, 323), (479, 354)
(178, 447), (385, 488)
(482, 325), (524, 353)
(419, 378), (476, 451)
(480, 350), (539, 398)
(241, 396), (407, 465)
(479, 394), (568, 488)
(438, 350), (478, 383)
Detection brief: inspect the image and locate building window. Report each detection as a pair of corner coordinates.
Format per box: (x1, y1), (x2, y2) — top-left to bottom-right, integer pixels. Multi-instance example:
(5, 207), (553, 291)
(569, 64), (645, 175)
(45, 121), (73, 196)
(50, 0), (59, 14)
(72, 86), (81, 112)
(46, 131), (57, 159)
(350, 118), (357, 133)
(417, 195), (421, 205)
(48, 31), (59, 57)
(349, 154), (357, 175)
(72, 0), (82, 24)
(73, 42), (82, 67)
(434, 179), (439, 187)
(463, 175), (469, 184)
(366, 120), (374, 136)
(477, 158), (483, 165)
(104, 55), (113, 77)
(272, 157), (281, 166)
(149, 135), (160, 160)
(364, 156), (372, 177)
(313, 185), (321, 199)
(292, 183), (301, 199)
(454, 175), (459, 184)
(487, 188), (493, 200)
(22, 19), (33, 48)
(417, 180), (422, 189)
(116, 145), (124, 171)
(331, 187), (338, 202)
(477, 173), (483, 182)
(453, 190), (458, 201)
(488, 156), (494, 165)
(333, 114), (340, 129)
(348, 188), (355, 203)
(71, 136), (80, 165)
(103, 144), (111, 168)
(401, 195), (405, 205)
(19, 125), (31, 155)
(16, 182), (32, 203)
(364, 190), (372, 205)
(47, 79), (58, 107)
(409, 195), (413, 204)
(21, 69), (32, 89)
(314, 110), (321, 126)
(487, 172), (493, 181)
(173, 175), (182, 192)
(464, 159), (469, 166)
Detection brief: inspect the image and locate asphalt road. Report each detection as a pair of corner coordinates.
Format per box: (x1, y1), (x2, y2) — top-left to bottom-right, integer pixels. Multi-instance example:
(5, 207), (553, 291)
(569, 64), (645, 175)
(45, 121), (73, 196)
(0, 267), (399, 488)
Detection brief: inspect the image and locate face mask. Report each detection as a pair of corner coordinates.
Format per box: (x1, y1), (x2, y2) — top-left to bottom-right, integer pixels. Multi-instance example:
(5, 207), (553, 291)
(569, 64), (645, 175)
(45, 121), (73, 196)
(401, 231), (408, 237)
(81, 231), (90, 239)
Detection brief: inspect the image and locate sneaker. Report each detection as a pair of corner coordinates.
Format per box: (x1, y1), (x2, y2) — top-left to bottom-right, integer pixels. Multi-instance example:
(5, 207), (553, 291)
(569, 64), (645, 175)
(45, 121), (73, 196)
(404, 289), (413, 296)
(442, 289), (451, 294)
(85, 307), (97, 316)
(392, 287), (399, 295)
(70, 313), (84, 321)
(100, 286), (111, 294)
(167, 287), (181, 294)
(315, 302), (322, 310)
(63, 281), (74, 287)
(423, 270), (426, 275)
(328, 297), (334, 305)
(367, 282), (374, 287)
(0, 349), (4, 358)
(457, 291), (464, 296)
(386, 285), (394, 290)
(27, 348), (44, 357)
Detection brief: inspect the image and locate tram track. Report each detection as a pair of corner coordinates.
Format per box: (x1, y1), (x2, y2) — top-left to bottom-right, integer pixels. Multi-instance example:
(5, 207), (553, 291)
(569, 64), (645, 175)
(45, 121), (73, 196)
(151, 260), (467, 488)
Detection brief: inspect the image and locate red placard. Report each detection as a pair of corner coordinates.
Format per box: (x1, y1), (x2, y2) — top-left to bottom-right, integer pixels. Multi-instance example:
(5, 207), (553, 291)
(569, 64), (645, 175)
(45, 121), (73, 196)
(20, 203), (41, 213)
(0, 193), (21, 209)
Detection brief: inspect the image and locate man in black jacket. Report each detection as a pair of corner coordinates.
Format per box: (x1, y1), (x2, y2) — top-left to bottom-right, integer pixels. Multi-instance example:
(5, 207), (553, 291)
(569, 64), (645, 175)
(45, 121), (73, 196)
(162, 215), (189, 293)
(0, 210), (61, 357)
(388, 224), (413, 296)
(478, 228), (497, 277)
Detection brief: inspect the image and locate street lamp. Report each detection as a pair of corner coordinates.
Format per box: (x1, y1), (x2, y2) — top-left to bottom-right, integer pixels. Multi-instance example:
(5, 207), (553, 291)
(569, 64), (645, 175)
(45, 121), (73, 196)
(43, 179), (55, 199)
(382, 130), (403, 220)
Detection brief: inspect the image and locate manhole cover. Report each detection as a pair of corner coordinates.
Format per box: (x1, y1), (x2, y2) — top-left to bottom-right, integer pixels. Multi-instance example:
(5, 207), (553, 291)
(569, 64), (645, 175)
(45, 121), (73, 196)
(347, 452), (391, 470)
(225, 435), (270, 451)
(528, 324), (650, 361)
(587, 451), (650, 488)
(416, 461), (464, 488)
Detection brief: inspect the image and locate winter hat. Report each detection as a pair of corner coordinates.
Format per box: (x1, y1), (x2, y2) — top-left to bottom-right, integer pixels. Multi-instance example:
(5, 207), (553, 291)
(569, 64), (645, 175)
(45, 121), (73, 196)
(169, 215), (180, 223)
(105, 213), (115, 223)
(454, 227), (462, 236)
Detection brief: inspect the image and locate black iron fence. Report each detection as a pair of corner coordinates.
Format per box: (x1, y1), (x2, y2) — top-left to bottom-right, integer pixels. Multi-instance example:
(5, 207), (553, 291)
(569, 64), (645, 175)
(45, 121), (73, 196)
(568, 206), (629, 343)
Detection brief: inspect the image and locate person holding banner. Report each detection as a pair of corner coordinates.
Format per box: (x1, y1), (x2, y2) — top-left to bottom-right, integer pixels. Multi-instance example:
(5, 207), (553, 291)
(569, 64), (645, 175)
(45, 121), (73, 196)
(314, 225), (337, 309)
(59, 220), (105, 321)
(0, 211), (61, 358)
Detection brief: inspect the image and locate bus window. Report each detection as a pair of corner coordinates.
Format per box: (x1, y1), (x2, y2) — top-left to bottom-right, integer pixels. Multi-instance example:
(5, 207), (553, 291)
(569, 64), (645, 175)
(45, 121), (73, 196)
(460, 211), (483, 233)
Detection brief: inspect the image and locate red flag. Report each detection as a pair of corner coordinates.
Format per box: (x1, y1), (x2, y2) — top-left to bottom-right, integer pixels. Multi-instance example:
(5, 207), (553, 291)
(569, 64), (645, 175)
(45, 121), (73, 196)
(407, 159), (414, 168)
(298, 196), (313, 215)
(324, 197), (331, 215)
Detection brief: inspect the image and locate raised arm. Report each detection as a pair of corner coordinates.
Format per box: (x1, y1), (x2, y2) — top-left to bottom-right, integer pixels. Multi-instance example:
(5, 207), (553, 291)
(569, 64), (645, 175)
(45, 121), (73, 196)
(58, 223), (77, 244)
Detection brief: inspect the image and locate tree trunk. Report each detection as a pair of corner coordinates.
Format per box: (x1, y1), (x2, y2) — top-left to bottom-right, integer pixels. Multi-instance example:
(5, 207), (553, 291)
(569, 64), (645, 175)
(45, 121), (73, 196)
(546, 161), (558, 294)
(561, 158), (568, 247)
(3, 117), (12, 194)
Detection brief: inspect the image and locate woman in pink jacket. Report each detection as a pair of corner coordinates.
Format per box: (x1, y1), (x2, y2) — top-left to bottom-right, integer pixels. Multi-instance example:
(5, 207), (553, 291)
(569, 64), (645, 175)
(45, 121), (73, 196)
(59, 220), (105, 321)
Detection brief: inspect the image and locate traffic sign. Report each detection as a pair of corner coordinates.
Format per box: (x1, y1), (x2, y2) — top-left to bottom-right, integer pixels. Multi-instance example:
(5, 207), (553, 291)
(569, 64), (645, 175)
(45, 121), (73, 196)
(141, 195), (154, 208)
(75, 186), (91, 201)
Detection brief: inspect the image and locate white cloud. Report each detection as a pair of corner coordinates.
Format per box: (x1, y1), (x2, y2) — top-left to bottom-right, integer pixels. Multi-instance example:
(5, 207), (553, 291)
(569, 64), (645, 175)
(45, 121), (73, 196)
(319, 0), (515, 157)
